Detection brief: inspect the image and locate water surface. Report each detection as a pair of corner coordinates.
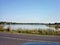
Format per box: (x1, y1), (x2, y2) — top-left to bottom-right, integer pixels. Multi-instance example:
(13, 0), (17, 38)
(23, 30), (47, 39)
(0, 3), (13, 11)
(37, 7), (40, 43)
(4, 24), (55, 30)
(22, 42), (60, 45)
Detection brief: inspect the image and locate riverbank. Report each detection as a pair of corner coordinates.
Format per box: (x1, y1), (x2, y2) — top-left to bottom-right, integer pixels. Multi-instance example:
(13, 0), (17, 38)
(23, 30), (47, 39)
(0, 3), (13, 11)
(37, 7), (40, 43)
(0, 29), (60, 36)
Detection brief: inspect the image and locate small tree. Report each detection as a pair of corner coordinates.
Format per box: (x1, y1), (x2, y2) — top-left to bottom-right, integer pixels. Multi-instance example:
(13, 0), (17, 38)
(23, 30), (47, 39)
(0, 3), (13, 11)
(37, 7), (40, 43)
(0, 24), (4, 32)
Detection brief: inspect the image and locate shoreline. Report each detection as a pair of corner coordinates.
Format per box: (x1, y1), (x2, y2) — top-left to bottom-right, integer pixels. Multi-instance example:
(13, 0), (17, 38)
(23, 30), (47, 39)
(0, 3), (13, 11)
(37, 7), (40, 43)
(0, 31), (60, 37)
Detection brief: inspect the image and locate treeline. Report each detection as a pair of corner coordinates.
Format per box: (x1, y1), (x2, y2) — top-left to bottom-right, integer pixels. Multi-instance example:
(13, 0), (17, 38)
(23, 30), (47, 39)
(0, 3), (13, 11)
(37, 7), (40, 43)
(0, 22), (46, 25)
(0, 21), (60, 25)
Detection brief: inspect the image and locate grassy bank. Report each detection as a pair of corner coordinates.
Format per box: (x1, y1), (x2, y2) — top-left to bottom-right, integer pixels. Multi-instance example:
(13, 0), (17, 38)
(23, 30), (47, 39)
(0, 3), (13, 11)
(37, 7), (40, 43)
(0, 28), (60, 36)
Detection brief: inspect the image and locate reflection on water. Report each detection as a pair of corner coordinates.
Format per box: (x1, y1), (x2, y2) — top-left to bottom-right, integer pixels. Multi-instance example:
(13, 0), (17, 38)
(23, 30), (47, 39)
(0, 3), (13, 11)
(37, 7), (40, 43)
(22, 42), (60, 45)
(4, 24), (55, 30)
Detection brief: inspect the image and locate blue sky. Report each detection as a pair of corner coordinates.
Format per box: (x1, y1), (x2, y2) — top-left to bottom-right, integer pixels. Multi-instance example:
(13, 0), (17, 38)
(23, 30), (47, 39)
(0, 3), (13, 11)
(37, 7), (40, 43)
(0, 0), (60, 23)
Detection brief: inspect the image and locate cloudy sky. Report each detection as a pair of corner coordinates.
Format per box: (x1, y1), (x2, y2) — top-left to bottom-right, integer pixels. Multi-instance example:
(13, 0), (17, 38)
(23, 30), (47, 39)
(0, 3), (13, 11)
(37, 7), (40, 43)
(0, 0), (60, 23)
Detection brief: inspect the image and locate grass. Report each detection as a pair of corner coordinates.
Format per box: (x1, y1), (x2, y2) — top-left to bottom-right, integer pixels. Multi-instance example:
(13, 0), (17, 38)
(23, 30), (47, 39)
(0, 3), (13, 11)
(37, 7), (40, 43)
(0, 29), (60, 36)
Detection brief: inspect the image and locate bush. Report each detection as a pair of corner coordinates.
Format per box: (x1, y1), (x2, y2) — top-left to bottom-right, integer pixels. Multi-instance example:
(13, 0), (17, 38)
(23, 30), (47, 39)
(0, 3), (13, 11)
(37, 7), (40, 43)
(0, 24), (4, 32)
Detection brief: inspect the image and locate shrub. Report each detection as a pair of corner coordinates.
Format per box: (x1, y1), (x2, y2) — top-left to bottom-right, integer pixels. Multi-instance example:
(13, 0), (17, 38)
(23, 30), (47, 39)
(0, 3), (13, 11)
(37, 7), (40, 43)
(0, 24), (4, 32)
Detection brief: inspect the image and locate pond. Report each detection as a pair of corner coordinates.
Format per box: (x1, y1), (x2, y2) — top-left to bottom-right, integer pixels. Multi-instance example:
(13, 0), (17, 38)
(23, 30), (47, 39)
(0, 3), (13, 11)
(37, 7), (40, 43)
(4, 24), (55, 30)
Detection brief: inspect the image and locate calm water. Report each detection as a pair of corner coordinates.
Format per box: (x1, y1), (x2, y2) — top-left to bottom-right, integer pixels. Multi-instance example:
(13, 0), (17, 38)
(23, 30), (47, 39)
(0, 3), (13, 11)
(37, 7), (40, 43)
(22, 42), (60, 45)
(4, 24), (55, 30)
